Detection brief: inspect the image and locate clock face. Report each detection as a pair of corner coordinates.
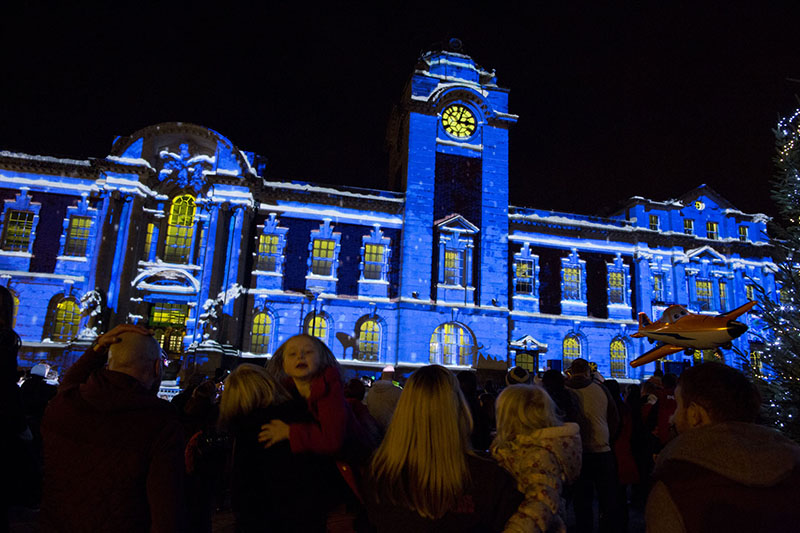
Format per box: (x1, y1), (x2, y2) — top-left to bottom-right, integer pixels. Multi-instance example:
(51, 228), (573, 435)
(442, 104), (477, 139)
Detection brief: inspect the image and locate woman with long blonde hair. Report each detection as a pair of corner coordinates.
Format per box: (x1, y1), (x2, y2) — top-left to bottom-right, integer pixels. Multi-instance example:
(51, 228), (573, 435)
(492, 384), (582, 533)
(365, 365), (522, 532)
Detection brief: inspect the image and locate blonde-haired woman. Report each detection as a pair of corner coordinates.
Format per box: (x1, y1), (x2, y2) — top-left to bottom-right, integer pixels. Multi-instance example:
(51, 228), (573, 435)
(221, 363), (335, 532)
(492, 384), (582, 533)
(365, 365), (522, 532)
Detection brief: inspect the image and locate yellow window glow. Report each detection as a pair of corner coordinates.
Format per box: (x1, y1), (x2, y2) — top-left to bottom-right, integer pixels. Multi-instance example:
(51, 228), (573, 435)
(163, 195), (196, 263)
(53, 299), (80, 342)
(251, 312), (273, 354)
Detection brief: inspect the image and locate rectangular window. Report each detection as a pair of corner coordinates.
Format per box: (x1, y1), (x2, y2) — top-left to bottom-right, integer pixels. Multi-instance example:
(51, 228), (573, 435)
(653, 273), (665, 302)
(684, 219), (694, 235)
(563, 267), (581, 300)
(750, 343), (765, 379)
(3, 210), (35, 252)
(164, 223), (193, 263)
(719, 280), (728, 309)
(256, 234), (280, 272)
(64, 216), (91, 256)
(738, 226), (748, 242)
(145, 223), (156, 258)
(515, 259), (534, 295)
(150, 302), (189, 327)
(363, 244), (385, 280)
(649, 215), (660, 231)
(609, 271), (624, 304)
(746, 285), (754, 301)
(311, 239), (335, 276)
(696, 280), (713, 310)
(150, 302), (188, 354)
(706, 221), (718, 240)
(444, 249), (463, 285)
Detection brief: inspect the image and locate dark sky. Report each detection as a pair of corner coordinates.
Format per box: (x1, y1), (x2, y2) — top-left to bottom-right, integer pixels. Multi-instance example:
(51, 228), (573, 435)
(2, 3), (798, 219)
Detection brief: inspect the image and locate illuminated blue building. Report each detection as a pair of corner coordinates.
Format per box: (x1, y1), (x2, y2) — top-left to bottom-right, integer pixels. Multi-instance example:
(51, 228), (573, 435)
(0, 46), (775, 380)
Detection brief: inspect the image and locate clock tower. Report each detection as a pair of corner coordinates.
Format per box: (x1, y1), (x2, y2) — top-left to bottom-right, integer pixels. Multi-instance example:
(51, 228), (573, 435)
(387, 41), (517, 364)
(389, 42), (517, 306)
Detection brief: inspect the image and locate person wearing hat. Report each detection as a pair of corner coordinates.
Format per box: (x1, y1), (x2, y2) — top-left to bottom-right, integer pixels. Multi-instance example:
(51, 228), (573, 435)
(566, 358), (621, 533)
(505, 365), (531, 386)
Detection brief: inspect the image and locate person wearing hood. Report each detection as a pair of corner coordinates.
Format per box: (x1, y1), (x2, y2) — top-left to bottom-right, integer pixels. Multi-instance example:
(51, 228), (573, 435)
(645, 361), (800, 533)
(40, 325), (187, 532)
(491, 384), (582, 533)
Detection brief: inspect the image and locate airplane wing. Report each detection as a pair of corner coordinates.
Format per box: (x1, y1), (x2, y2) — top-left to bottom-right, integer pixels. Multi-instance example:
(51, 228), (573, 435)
(629, 343), (685, 368)
(716, 300), (757, 320)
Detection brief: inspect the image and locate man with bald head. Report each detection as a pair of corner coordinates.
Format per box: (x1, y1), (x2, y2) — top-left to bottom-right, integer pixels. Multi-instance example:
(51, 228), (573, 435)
(40, 325), (187, 532)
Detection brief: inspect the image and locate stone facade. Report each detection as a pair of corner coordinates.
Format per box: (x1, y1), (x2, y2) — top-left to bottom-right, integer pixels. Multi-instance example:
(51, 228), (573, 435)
(0, 48), (775, 381)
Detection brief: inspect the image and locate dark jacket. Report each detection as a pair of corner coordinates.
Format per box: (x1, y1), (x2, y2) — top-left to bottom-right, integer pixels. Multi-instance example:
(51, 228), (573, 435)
(364, 454), (523, 533)
(230, 402), (340, 532)
(646, 421), (800, 533)
(40, 347), (187, 532)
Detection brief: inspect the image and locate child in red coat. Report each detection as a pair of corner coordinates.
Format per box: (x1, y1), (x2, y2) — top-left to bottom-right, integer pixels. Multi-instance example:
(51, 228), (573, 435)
(259, 335), (371, 530)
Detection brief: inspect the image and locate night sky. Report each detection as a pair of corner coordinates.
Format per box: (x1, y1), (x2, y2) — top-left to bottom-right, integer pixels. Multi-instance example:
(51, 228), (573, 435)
(2, 4), (798, 219)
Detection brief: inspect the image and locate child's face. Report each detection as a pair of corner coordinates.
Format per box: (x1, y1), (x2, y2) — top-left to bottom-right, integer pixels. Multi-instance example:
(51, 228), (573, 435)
(283, 337), (321, 382)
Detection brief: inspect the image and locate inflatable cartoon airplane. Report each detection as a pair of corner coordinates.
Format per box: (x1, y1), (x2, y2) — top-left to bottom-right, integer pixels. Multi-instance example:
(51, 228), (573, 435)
(629, 301), (757, 368)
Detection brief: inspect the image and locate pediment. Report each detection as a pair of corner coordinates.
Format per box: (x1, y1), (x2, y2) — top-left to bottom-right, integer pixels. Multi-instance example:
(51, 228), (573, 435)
(679, 185), (735, 211)
(686, 245), (727, 264)
(435, 214), (480, 234)
(510, 334), (549, 352)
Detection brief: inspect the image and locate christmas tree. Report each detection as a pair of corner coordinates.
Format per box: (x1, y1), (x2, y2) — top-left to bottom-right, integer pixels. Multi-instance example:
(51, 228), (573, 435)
(750, 108), (800, 443)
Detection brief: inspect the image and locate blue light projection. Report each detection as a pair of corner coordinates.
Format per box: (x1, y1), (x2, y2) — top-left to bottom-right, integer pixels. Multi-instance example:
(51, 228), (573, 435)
(0, 47), (777, 382)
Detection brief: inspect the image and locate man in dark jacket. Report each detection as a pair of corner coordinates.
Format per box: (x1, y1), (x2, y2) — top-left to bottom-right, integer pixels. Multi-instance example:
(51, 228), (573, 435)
(40, 325), (187, 532)
(646, 362), (800, 533)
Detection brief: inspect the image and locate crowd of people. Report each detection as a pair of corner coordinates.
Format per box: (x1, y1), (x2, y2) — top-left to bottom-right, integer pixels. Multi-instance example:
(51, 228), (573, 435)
(2, 298), (800, 531)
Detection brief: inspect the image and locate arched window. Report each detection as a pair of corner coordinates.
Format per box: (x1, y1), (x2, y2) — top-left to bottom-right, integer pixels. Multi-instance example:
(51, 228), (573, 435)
(357, 319), (380, 361)
(610, 339), (627, 378)
(163, 195), (196, 264)
(429, 323), (474, 366)
(250, 311), (274, 354)
(305, 314), (329, 344)
(52, 298), (80, 342)
(562, 335), (581, 368)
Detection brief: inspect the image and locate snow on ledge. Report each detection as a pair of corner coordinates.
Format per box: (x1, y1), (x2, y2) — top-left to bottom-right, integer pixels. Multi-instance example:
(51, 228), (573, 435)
(0, 151), (91, 167)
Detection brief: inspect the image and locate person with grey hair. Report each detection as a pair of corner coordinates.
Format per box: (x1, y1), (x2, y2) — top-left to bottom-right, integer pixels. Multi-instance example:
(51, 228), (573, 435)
(40, 324), (187, 532)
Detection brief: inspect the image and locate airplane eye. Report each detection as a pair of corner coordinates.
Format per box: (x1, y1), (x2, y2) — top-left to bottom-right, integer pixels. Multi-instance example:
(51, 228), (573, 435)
(673, 314), (680, 320)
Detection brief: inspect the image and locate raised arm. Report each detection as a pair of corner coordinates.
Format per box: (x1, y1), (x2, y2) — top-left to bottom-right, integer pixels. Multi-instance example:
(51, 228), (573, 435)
(61, 324), (153, 388)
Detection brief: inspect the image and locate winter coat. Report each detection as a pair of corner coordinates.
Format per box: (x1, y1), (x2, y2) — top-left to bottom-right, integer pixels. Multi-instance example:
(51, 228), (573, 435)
(283, 366), (375, 499)
(230, 402), (339, 532)
(613, 403), (639, 485)
(40, 347), (187, 533)
(492, 422), (582, 533)
(645, 421), (800, 533)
